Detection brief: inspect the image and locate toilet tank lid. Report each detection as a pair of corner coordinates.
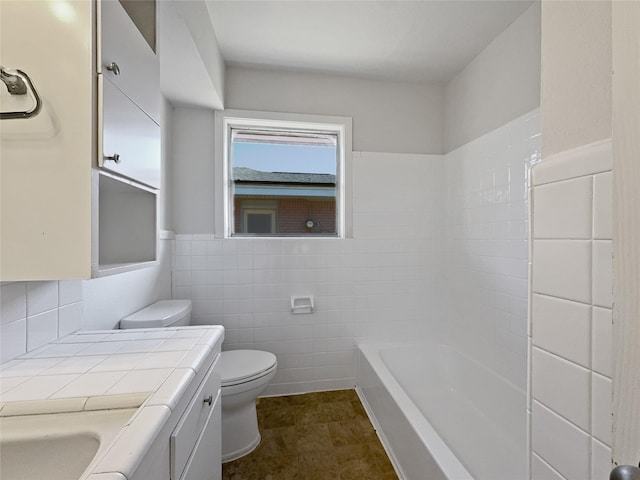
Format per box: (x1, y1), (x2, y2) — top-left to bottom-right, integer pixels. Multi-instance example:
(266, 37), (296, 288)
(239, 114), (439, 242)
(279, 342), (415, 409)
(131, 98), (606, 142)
(120, 300), (192, 329)
(219, 350), (277, 384)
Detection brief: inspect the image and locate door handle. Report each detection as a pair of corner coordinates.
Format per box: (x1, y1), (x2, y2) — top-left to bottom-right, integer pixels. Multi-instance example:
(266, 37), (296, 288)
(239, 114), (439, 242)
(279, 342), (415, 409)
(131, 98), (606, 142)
(610, 464), (640, 480)
(104, 153), (121, 164)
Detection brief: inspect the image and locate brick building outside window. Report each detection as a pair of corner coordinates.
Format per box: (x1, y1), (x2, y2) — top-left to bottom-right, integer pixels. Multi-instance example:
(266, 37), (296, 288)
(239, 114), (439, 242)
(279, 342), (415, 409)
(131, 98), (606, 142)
(233, 167), (336, 235)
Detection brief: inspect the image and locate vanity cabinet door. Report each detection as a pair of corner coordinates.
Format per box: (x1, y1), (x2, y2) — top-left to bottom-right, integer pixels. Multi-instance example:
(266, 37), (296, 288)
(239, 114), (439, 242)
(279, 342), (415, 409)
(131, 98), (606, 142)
(99, 0), (160, 122)
(171, 358), (221, 480)
(181, 391), (222, 480)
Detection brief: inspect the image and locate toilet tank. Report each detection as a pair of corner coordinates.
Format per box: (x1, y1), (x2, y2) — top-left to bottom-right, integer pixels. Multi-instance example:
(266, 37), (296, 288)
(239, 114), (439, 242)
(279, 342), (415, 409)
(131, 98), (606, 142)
(120, 299), (192, 329)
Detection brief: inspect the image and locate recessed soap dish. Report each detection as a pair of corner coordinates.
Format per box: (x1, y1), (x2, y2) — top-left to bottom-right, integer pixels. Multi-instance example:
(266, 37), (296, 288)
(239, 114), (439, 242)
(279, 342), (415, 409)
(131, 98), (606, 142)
(290, 296), (314, 314)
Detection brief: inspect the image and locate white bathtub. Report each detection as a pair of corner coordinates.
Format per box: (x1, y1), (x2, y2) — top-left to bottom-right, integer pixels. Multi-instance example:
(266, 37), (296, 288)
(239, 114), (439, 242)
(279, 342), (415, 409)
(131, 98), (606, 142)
(357, 343), (527, 480)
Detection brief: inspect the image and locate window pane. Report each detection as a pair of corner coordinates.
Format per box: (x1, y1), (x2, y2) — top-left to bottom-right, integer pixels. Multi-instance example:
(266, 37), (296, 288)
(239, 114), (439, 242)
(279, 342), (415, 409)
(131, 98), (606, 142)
(246, 213), (273, 234)
(231, 128), (338, 236)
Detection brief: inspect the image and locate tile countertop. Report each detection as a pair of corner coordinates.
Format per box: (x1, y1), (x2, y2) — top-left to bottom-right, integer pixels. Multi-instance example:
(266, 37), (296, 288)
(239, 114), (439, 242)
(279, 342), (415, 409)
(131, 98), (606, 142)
(0, 325), (225, 480)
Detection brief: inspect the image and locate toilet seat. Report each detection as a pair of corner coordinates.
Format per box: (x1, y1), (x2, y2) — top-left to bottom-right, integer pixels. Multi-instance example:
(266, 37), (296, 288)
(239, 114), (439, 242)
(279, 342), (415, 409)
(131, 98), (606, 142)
(220, 350), (277, 387)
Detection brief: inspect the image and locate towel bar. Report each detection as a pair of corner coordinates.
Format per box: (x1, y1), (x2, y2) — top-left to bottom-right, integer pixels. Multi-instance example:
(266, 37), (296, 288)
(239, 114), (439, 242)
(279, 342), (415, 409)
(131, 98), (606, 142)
(0, 66), (42, 120)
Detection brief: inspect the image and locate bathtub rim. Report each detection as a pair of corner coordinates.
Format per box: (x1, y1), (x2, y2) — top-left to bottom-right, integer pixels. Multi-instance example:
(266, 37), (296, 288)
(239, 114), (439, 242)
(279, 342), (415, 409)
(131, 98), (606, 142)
(357, 342), (474, 480)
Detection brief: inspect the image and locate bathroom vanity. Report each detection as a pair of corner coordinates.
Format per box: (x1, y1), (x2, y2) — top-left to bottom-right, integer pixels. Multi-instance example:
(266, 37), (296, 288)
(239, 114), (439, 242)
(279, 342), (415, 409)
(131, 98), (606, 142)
(0, 325), (224, 480)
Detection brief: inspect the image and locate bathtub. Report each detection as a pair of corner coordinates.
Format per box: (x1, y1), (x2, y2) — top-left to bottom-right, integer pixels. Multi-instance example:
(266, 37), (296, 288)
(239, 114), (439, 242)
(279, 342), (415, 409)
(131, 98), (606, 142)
(357, 343), (527, 480)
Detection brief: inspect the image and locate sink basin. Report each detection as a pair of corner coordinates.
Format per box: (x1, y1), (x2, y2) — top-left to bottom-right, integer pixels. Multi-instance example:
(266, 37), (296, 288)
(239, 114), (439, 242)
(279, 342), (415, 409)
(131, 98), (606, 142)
(0, 408), (137, 480)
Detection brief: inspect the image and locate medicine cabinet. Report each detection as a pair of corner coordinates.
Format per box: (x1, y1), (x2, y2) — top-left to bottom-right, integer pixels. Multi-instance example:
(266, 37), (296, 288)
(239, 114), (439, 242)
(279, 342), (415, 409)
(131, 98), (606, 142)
(0, 0), (160, 280)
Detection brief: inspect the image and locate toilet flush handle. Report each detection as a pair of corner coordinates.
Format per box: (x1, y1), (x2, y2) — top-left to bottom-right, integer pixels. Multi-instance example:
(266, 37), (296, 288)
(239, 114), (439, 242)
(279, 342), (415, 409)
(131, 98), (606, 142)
(203, 394), (213, 406)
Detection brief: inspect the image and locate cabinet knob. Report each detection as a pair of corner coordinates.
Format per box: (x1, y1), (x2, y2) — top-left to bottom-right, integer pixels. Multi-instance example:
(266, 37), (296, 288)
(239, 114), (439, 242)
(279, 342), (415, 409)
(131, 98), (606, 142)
(203, 395), (213, 406)
(106, 62), (120, 75)
(104, 153), (121, 164)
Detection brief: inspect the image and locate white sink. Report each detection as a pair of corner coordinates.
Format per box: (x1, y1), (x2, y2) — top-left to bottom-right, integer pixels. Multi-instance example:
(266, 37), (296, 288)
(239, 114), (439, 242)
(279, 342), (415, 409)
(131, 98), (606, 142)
(0, 408), (137, 480)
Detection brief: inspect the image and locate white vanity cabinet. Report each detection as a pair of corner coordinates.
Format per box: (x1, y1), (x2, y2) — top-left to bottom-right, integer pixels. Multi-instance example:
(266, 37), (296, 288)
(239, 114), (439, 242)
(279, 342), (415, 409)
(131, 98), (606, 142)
(179, 396), (222, 480)
(171, 361), (222, 480)
(130, 351), (223, 480)
(0, 0), (160, 281)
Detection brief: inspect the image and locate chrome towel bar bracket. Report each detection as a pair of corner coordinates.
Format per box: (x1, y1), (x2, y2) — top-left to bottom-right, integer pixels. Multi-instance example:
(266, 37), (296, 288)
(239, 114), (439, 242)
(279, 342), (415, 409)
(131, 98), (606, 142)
(0, 66), (42, 119)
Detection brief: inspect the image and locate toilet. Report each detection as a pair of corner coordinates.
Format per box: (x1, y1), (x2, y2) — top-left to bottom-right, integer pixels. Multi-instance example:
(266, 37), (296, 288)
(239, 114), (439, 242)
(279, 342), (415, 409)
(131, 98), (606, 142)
(119, 300), (277, 463)
(218, 349), (277, 462)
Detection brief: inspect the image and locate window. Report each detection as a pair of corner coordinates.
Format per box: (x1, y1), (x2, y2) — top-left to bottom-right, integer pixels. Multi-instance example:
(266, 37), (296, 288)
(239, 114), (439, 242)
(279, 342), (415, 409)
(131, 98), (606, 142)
(239, 200), (278, 235)
(216, 111), (352, 238)
(243, 209), (275, 234)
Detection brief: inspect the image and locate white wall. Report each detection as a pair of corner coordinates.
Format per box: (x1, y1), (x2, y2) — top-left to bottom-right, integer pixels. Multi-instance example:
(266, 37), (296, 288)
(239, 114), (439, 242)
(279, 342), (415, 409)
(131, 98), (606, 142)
(159, 97), (174, 230)
(82, 237), (172, 330)
(444, 2), (541, 152)
(225, 66), (445, 154)
(159, 0), (225, 110)
(444, 2), (540, 152)
(540, 1), (611, 158)
(172, 107), (216, 234)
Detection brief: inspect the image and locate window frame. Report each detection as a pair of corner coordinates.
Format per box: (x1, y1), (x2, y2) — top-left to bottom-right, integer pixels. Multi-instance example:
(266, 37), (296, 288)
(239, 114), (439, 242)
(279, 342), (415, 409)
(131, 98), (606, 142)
(215, 109), (352, 239)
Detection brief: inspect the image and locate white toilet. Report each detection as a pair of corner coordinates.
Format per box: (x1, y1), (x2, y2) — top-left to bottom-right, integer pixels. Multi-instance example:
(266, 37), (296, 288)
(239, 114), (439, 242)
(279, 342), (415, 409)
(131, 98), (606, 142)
(120, 300), (277, 463)
(218, 349), (277, 462)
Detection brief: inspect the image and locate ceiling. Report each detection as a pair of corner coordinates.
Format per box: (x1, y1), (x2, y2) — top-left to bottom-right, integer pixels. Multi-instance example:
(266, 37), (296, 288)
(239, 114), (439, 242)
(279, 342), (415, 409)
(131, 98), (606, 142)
(206, 0), (535, 84)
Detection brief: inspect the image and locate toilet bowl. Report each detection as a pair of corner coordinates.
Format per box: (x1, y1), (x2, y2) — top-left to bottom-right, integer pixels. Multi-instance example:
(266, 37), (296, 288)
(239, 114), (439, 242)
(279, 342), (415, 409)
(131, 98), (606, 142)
(119, 300), (277, 463)
(219, 350), (277, 463)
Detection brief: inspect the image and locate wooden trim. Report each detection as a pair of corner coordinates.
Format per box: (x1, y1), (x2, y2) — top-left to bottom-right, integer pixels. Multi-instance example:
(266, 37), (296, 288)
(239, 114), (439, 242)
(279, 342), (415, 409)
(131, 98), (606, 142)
(612, 0), (640, 466)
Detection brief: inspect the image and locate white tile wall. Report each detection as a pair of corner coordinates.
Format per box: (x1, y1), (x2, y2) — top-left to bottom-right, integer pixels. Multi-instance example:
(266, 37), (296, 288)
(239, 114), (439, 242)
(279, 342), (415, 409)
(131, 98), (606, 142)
(533, 177), (593, 239)
(27, 310), (59, 352)
(0, 237), (173, 363)
(592, 240), (613, 308)
(532, 347), (590, 431)
(1, 281), (84, 363)
(592, 307), (612, 377)
(530, 140), (613, 479)
(591, 372), (612, 446)
(532, 240), (592, 303)
(532, 453), (565, 480)
(592, 438), (613, 480)
(593, 172), (613, 239)
(172, 112), (540, 399)
(173, 152), (444, 395)
(531, 294), (590, 367)
(532, 400), (591, 480)
(439, 109), (540, 389)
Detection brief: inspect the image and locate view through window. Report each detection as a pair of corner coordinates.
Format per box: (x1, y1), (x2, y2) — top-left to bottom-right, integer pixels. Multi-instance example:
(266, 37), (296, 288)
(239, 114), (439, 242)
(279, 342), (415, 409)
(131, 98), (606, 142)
(230, 128), (339, 236)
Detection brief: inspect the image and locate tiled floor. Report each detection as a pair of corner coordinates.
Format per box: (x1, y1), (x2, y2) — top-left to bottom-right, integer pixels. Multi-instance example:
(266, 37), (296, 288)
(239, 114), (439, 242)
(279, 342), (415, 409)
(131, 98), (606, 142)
(222, 389), (399, 480)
